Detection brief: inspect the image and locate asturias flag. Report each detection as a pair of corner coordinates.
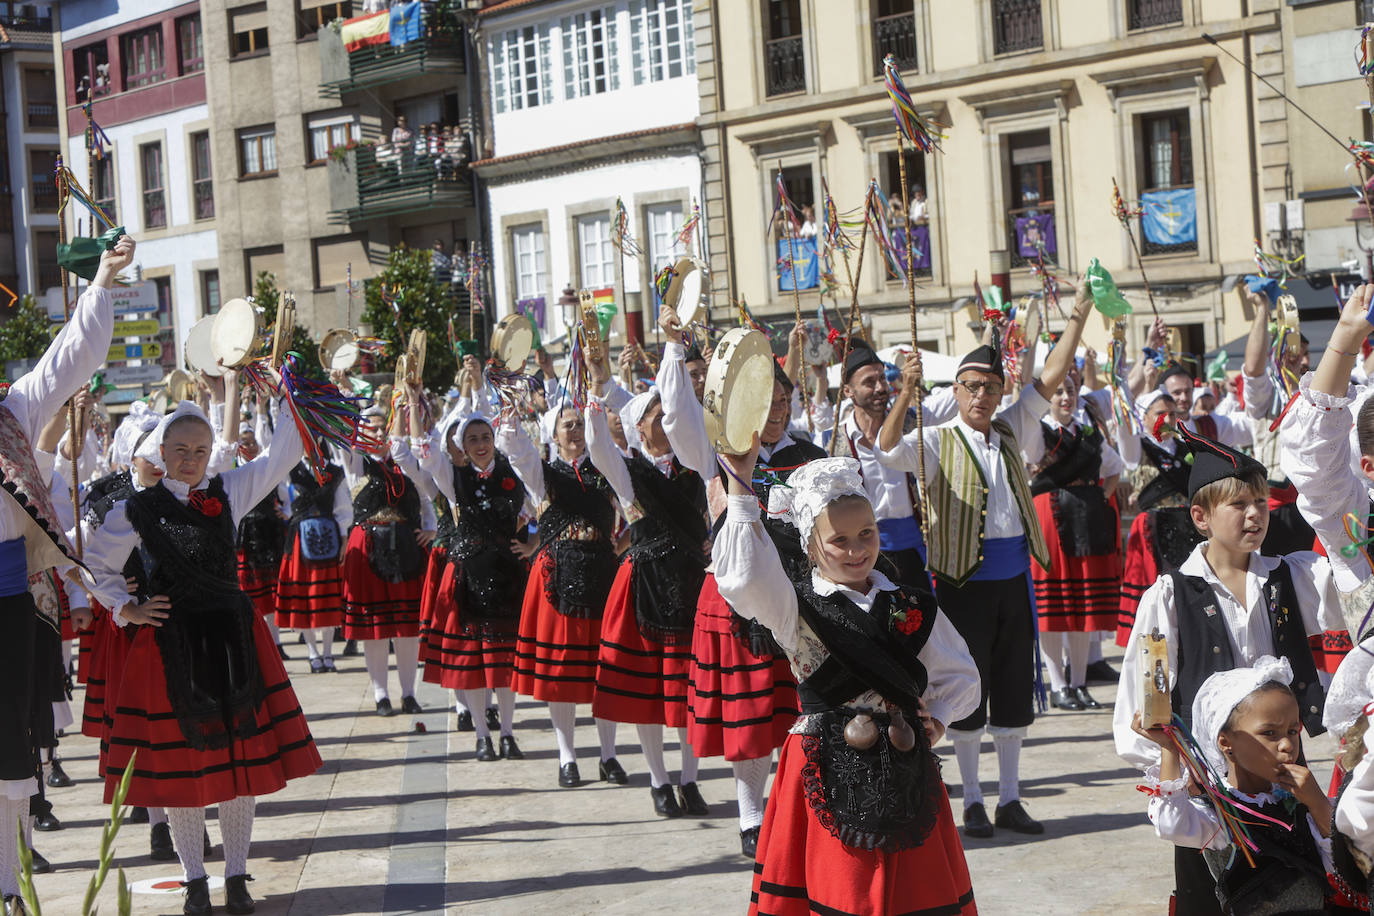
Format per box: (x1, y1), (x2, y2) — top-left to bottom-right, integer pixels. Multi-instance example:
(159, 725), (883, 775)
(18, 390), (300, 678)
(1141, 187), (1197, 246)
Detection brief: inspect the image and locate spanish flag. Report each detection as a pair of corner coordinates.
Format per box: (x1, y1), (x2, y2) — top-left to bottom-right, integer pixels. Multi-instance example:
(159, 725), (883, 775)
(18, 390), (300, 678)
(340, 10), (389, 51)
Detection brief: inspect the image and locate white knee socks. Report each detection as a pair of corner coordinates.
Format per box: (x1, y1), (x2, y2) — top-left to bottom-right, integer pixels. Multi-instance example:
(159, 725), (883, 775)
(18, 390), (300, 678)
(148, 806), (168, 827)
(218, 796), (256, 879)
(676, 728), (699, 785)
(733, 755), (772, 831)
(495, 688), (515, 737)
(461, 689), (491, 739)
(265, 618), (282, 647)
(319, 627), (334, 660)
(990, 727), (1025, 805)
(636, 724), (669, 788)
(550, 702), (577, 766)
(362, 640), (390, 701)
(1088, 634), (1105, 664)
(393, 636), (420, 698)
(1066, 632), (1091, 688)
(595, 718), (618, 761)
(0, 796), (24, 896)
(303, 627), (320, 660)
(167, 807), (207, 882)
(1040, 632), (1067, 692)
(948, 727), (983, 808)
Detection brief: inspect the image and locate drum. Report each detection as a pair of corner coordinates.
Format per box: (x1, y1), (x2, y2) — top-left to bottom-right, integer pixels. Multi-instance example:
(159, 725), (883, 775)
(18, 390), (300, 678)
(185, 317), (225, 377)
(702, 327), (774, 455)
(319, 329), (360, 371)
(662, 257), (709, 326)
(491, 313), (534, 368)
(802, 320), (834, 366)
(210, 298), (267, 369)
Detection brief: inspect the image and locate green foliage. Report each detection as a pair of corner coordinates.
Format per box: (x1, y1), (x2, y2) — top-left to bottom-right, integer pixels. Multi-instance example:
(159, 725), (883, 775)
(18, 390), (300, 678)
(253, 271), (326, 383)
(0, 295), (56, 372)
(360, 245), (464, 391)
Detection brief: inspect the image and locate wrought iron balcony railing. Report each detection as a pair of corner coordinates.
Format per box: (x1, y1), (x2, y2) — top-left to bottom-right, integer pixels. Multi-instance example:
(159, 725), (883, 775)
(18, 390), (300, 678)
(993, 0), (1042, 55)
(764, 35), (806, 97)
(1128, 0), (1182, 30)
(318, 3), (465, 98)
(328, 141), (473, 224)
(872, 11), (916, 75)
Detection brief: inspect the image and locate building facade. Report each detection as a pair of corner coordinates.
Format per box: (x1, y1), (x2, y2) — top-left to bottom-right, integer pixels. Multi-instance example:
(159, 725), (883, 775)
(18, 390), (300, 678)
(696, 0), (1286, 360)
(473, 0), (702, 347)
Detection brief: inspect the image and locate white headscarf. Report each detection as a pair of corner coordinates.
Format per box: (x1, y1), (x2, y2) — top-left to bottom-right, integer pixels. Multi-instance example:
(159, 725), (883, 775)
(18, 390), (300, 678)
(112, 401), (160, 468)
(137, 400), (211, 470)
(1324, 640), (1374, 738)
(543, 401), (574, 445)
(1190, 655), (1294, 775)
(619, 390), (660, 456)
(1135, 389), (1171, 417)
(766, 457), (867, 548)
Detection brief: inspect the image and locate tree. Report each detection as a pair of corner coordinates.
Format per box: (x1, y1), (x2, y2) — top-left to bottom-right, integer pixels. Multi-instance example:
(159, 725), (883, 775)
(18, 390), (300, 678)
(253, 271), (325, 383)
(360, 245), (464, 392)
(0, 295), (57, 376)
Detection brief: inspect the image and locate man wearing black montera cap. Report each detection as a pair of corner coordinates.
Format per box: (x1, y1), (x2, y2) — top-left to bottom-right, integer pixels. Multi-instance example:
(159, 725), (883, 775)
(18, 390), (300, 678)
(877, 280), (1094, 839)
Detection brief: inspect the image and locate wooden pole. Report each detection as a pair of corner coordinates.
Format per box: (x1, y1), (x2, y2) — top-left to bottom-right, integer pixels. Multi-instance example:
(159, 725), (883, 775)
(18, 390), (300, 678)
(893, 132), (928, 537)
(1113, 177), (1160, 317)
(829, 184), (874, 456)
(54, 157), (82, 559)
(779, 161), (803, 329)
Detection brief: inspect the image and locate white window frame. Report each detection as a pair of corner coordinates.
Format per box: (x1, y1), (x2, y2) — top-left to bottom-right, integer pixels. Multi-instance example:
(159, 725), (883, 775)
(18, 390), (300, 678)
(307, 113), (360, 163)
(491, 24), (553, 114)
(577, 215), (614, 289)
(512, 225), (547, 299)
(561, 7), (618, 100)
(645, 203), (682, 275)
(630, 0), (695, 85)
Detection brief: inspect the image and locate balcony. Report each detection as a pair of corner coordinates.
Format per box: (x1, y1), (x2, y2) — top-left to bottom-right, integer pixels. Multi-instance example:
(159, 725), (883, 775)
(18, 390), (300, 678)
(764, 35), (806, 97)
(1, 12), (52, 32)
(1128, 0), (1182, 30)
(872, 11), (916, 76)
(27, 103), (57, 129)
(1007, 204), (1055, 268)
(328, 141), (473, 224)
(318, 3), (465, 98)
(992, 0), (1042, 55)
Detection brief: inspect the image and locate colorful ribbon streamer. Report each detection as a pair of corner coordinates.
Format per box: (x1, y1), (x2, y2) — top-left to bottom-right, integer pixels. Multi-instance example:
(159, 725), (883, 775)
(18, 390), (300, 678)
(882, 53), (942, 153)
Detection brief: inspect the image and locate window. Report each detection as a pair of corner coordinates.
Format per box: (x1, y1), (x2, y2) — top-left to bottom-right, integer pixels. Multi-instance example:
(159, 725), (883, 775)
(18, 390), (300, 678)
(23, 68), (56, 129)
(871, 1), (915, 75)
(511, 225), (547, 300)
(122, 26), (166, 89)
(230, 3), (269, 58)
(771, 164), (818, 290)
(202, 270), (221, 316)
(630, 0), (695, 85)
(72, 40), (111, 100)
(491, 25), (553, 113)
(297, 0), (352, 40)
(140, 143), (165, 229)
(881, 149), (930, 277)
(191, 132), (214, 219)
(92, 155), (116, 223)
(646, 203), (683, 276)
(35, 230), (60, 291)
(1128, 0), (1181, 30)
(1365, 0), (1374, 25)
(562, 8), (618, 100)
(29, 149), (58, 212)
(763, 0), (804, 97)
(238, 126), (277, 177)
(992, 0), (1042, 55)
(313, 235), (369, 288)
(178, 15), (204, 73)
(1005, 129), (1054, 266)
(1137, 110), (1196, 255)
(245, 245), (286, 290)
(577, 215), (614, 288)
(306, 114), (360, 164)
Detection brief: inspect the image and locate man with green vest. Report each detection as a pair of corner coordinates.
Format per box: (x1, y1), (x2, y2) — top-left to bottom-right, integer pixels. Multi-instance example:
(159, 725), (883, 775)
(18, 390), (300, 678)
(877, 281), (1094, 838)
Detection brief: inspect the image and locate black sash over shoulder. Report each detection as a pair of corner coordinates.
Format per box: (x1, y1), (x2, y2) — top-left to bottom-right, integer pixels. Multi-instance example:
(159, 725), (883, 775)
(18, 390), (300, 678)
(625, 453), (708, 644)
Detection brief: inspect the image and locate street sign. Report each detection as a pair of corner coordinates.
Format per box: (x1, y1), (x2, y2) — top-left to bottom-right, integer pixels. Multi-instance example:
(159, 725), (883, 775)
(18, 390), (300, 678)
(103, 364), (164, 385)
(102, 388), (146, 405)
(44, 280), (160, 320)
(114, 319), (161, 337)
(106, 342), (161, 362)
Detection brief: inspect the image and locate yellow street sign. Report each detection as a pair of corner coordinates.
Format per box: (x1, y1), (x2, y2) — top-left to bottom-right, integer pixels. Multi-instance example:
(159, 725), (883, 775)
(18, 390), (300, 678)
(106, 341), (161, 362)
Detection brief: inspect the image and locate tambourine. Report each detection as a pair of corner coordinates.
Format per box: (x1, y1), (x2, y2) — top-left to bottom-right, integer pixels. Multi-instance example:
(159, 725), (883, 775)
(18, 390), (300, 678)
(271, 292), (295, 368)
(1139, 628), (1171, 729)
(210, 297), (267, 369)
(662, 257), (708, 326)
(577, 290), (602, 363)
(406, 329), (427, 386)
(184, 316), (225, 377)
(491, 313), (534, 368)
(319, 329), (360, 371)
(1021, 298), (1041, 352)
(802, 320), (834, 366)
(702, 327), (774, 455)
(1276, 293), (1301, 353)
(163, 368), (197, 403)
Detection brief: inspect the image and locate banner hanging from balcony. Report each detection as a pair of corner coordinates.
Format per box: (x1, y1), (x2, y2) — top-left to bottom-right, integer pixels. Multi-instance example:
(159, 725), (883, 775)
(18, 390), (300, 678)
(892, 226), (931, 272)
(389, 1), (423, 47)
(341, 10), (390, 52)
(1141, 187), (1197, 246)
(516, 297), (545, 332)
(777, 238), (819, 291)
(1013, 212), (1056, 260)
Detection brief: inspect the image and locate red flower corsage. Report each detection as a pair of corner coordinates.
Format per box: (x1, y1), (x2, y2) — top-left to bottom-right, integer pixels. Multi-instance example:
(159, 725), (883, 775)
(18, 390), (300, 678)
(892, 607), (923, 635)
(188, 490), (223, 517)
(1151, 412), (1175, 443)
(500, 477), (517, 491)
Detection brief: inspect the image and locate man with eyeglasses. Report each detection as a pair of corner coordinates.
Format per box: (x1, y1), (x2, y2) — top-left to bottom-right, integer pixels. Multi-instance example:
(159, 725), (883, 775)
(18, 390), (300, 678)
(876, 279), (1094, 840)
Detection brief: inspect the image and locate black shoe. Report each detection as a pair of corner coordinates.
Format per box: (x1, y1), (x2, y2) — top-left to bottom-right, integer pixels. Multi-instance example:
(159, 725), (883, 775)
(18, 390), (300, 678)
(677, 782), (709, 816)
(1051, 688), (1085, 711)
(5, 893), (28, 916)
(309, 657), (325, 674)
(376, 698), (394, 717)
(297, 632), (307, 644)
(994, 800), (1045, 835)
(277, 645), (289, 661)
(27, 850), (50, 874)
(651, 784), (684, 817)
(559, 762), (581, 787)
(224, 874), (255, 915)
(33, 812), (60, 832)
(150, 822), (176, 861)
(128, 805), (150, 824)
(485, 706), (499, 732)
(499, 735), (523, 760)
(475, 737), (498, 761)
(1086, 659), (1119, 683)
(962, 802), (994, 838)
(1072, 686), (1103, 710)
(182, 875), (211, 915)
(342, 639), (358, 657)
(598, 758), (628, 785)
(401, 695), (422, 715)
(740, 825), (761, 858)
(45, 761), (72, 788)
(322, 656), (337, 672)
(457, 710), (474, 732)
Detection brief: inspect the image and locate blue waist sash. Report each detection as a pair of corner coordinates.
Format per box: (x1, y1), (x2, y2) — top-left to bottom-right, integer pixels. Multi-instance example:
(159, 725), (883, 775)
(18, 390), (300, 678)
(0, 537), (27, 598)
(968, 535), (1030, 582)
(878, 515), (923, 553)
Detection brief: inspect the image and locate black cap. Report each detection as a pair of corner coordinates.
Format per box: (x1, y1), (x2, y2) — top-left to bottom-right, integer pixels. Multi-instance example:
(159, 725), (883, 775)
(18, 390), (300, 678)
(683, 342), (704, 364)
(1177, 425), (1267, 499)
(957, 345), (1004, 381)
(842, 346), (883, 383)
(1160, 364), (1191, 388)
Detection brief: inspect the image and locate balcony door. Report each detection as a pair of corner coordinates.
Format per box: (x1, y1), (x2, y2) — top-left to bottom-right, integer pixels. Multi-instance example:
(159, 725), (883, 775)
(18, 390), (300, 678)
(1006, 129), (1054, 266)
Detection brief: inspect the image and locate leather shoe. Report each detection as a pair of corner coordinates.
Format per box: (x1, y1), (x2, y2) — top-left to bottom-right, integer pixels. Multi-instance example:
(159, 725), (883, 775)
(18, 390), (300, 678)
(598, 758), (628, 785)
(962, 802), (994, 838)
(45, 761), (72, 788)
(277, 645), (289, 661)
(1086, 659), (1119, 683)
(4, 893), (28, 916)
(485, 706), (500, 731)
(994, 800), (1045, 834)
(456, 710), (474, 732)
(651, 784), (684, 817)
(33, 812), (60, 832)
(475, 737), (498, 761)
(740, 825), (761, 858)
(499, 735), (524, 760)
(400, 695), (422, 715)
(182, 875), (211, 915)
(375, 698), (394, 717)
(1051, 688), (1084, 711)
(342, 638), (358, 657)
(558, 762), (581, 787)
(677, 782), (709, 816)
(1073, 686), (1103, 710)
(128, 806), (150, 824)
(309, 657), (325, 674)
(321, 656), (337, 672)
(150, 822), (176, 861)
(224, 874), (255, 914)
(27, 850), (50, 874)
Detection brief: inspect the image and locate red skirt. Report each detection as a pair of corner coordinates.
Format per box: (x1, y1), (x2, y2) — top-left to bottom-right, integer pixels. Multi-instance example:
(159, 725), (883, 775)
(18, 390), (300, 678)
(1117, 512), (1158, 647)
(418, 546), (449, 636)
(103, 613), (322, 808)
(237, 549), (278, 618)
(749, 734), (977, 916)
(342, 526), (422, 640)
(420, 558), (515, 690)
(1033, 491), (1122, 633)
(275, 533), (345, 630)
(687, 574), (799, 761)
(81, 607), (131, 743)
(591, 559), (692, 727)
(513, 551), (604, 704)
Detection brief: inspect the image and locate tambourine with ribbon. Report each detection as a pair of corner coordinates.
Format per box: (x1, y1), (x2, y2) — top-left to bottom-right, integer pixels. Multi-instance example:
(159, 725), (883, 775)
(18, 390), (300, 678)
(491, 313), (534, 369)
(702, 327), (774, 456)
(185, 316), (225, 377)
(210, 297), (268, 370)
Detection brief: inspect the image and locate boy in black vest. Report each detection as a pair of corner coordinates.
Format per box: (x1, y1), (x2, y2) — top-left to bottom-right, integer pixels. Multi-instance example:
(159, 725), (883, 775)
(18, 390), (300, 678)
(1112, 427), (1345, 916)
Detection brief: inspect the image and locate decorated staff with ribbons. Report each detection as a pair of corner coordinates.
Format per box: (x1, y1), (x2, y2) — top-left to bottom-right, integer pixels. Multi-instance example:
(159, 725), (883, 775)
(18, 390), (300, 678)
(233, 401), (288, 637)
(877, 277), (1093, 839)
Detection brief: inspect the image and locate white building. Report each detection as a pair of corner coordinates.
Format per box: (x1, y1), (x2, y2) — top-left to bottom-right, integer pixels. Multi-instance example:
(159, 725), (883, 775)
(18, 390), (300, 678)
(473, 0), (702, 347)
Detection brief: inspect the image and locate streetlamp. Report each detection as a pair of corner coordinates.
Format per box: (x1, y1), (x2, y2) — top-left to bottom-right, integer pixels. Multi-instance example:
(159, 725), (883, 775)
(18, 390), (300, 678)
(1349, 202), (1374, 281)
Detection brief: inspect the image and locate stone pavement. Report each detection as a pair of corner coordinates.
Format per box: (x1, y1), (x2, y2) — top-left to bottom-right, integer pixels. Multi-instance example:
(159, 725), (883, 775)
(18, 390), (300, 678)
(26, 643), (1338, 915)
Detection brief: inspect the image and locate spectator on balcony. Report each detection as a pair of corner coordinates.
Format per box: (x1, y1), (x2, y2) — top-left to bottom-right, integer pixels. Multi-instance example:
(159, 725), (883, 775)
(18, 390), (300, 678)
(909, 186), (928, 225)
(427, 123), (443, 157)
(431, 241), (452, 285)
(451, 242), (468, 289)
(888, 198), (907, 231)
(798, 206), (817, 239)
(390, 115), (413, 147)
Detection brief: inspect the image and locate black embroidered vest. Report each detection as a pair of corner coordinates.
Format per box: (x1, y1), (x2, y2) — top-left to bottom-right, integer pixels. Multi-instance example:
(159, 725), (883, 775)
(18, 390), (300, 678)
(538, 456), (618, 619)
(447, 452), (528, 627)
(625, 452), (708, 644)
